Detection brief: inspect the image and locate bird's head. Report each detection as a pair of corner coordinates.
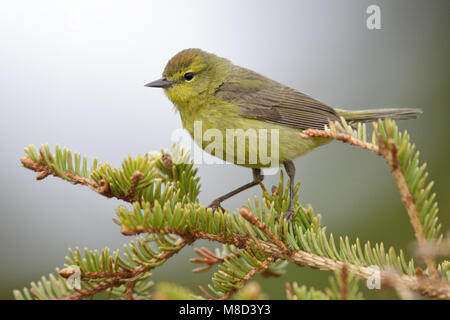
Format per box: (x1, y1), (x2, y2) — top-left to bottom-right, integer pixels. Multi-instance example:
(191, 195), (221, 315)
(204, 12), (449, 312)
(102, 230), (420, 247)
(145, 48), (230, 108)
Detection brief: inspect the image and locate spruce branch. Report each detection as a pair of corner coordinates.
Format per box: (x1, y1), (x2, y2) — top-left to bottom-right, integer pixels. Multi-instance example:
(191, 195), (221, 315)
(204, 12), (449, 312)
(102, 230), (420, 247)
(285, 282), (298, 300)
(17, 119), (448, 300)
(438, 261), (450, 282)
(286, 266), (364, 300)
(60, 236), (189, 300)
(302, 118), (441, 277)
(234, 282), (268, 300)
(125, 280), (137, 300)
(300, 122), (379, 154)
(20, 144), (199, 205)
(377, 130), (437, 277)
(21, 149), (112, 198)
(116, 200), (449, 299)
(240, 206), (289, 253)
(190, 247), (240, 273)
(286, 281), (329, 300)
(219, 256), (275, 300)
(15, 235), (188, 300)
(153, 282), (202, 300)
(199, 256), (275, 300)
(340, 264), (349, 300)
(415, 235), (450, 260)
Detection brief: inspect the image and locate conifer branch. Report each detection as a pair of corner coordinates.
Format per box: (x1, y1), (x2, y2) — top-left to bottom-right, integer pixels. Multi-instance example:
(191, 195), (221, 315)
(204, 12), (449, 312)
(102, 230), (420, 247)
(16, 119), (448, 300)
(125, 171), (145, 203)
(239, 206), (289, 253)
(340, 264), (349, 300)
(286, 268), (364, 300)
(190, 247), (240, 273)
(118, 205), (450, 299)
(21, 153), (112, 198)
(125, 281), (137, 300)
(377, 134), (437, 277)
(57, 237), (189, 300)
(59, 278), (124, 300)
(285, 282), (298, 300)
(415, 235), (450, 260)
(218, 256), (275, 300)
(300, 124), (379, 154)
(302, 118), (441, 277)
(153, 282), (201, 300)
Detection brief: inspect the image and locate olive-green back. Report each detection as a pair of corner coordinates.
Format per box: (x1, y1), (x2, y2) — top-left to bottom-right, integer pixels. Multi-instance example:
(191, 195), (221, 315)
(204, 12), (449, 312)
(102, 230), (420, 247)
(215, 65), (339, 131)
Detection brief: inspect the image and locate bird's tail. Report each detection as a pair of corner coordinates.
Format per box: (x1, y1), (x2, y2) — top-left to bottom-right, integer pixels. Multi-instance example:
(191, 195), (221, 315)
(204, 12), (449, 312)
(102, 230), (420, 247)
(335, 108), (423, 123)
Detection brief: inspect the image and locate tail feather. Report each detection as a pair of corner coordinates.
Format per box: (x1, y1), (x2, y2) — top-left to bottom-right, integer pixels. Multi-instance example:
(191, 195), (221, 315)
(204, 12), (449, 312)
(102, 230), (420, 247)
(335, 108), (423, 123)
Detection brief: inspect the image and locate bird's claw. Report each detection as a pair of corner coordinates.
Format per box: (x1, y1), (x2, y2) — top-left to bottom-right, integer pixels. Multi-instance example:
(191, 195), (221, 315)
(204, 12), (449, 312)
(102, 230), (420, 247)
(276, 209), (295, 222)
(207, 199), (225, 212)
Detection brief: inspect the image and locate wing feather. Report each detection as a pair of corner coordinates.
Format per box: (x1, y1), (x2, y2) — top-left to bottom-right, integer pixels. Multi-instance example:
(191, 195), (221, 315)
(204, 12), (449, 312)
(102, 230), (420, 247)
(215, 66), (338, 130)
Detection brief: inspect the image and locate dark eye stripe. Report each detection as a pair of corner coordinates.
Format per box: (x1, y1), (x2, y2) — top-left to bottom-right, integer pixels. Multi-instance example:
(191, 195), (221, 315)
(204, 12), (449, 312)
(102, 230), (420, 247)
(184, 72), (194, 81)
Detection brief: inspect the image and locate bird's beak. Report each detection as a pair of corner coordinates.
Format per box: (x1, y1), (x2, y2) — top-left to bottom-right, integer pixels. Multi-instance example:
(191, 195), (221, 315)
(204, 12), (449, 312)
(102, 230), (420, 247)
(144, 78), (173, 88)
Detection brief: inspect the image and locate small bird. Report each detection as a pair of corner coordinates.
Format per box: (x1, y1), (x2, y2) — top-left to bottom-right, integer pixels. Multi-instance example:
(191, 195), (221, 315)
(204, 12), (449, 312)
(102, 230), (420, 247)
(145, 48), (421, 220)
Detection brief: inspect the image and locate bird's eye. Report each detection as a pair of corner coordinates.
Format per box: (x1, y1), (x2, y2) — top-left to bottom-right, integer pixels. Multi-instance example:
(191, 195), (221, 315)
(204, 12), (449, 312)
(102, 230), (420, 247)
(184, 72), (194, 81)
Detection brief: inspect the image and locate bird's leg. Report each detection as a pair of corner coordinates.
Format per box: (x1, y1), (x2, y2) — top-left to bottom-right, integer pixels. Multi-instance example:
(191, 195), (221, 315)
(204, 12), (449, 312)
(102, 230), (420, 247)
(208, 168), (264, 211)
(283, 160), (296, 221)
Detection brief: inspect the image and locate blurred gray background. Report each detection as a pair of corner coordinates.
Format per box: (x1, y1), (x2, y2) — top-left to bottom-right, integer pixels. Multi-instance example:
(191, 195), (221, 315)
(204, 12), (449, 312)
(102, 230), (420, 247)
(0, 0), (449, 299)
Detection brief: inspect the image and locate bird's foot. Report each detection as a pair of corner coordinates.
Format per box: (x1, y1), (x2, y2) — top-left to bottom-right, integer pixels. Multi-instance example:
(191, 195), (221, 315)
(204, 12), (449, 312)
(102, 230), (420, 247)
(276, 208), (295, 222)
(207, 199), (225, 212)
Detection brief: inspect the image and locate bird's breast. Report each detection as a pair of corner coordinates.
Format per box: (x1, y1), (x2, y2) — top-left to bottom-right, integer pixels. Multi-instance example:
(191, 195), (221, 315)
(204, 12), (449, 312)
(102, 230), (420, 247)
(177, 101), (330, 167)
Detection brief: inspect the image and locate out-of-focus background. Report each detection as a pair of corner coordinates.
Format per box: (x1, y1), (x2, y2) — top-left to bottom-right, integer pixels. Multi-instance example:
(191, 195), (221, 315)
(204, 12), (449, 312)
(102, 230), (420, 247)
(0, 0), (448, 299)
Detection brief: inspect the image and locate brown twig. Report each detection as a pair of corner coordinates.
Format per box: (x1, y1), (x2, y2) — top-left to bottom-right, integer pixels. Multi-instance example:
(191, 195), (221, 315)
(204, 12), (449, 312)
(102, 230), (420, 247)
(60, 279), (124, 300)
(125, 281), (137, 300)
(22, 131), (447, 299)
(240, 206), (289, 253)
(44, 225), (450, 299)
(302, 123), (438, 279)
(198, 286), (220, 300)
(58, 237), (190, 300)
(125, 222), (450, 299)
(190, 247), (240, 273)
(60, 268), (133, 280)
(123, 171), (145, 202)
(21, 155), (113, 198)
(285, 282), (298, 300)
(217, 256), (275, 300)
(340, 264), (349, 300)
(30, 288), (47, 300)
(161, 153), (174, 179)
(382, 268), (421, 300)
(415, 235), (450, 260)
(300, 128), (379, 154)
(377, 135), (437, 278)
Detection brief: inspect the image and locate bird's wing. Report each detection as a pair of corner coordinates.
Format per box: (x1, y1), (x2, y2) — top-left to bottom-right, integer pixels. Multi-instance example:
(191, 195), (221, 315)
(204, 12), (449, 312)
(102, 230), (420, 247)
(215, 67), (339, 130)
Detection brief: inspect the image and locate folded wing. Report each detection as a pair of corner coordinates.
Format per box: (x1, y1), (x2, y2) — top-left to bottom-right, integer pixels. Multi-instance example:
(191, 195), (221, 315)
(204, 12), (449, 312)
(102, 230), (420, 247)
(215, 66), (339, 130)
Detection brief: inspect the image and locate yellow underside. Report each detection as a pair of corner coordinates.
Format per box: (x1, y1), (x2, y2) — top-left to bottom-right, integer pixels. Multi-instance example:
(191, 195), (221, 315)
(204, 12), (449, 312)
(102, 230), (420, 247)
(178, 100), (331, 168)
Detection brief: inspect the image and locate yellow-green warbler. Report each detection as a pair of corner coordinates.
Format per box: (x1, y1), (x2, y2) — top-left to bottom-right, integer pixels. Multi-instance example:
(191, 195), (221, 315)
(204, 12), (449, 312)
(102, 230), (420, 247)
(145, 48), (421, 220)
